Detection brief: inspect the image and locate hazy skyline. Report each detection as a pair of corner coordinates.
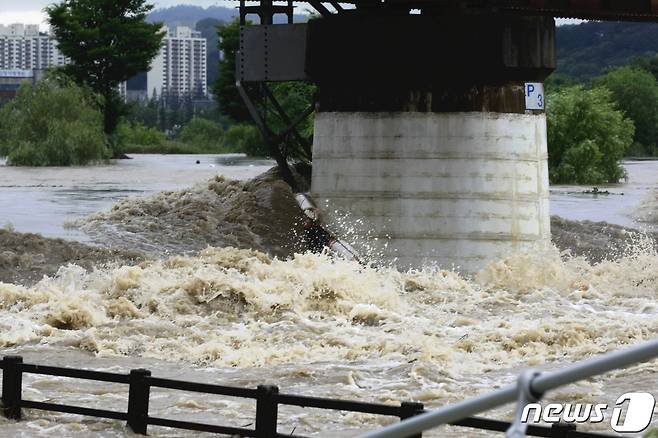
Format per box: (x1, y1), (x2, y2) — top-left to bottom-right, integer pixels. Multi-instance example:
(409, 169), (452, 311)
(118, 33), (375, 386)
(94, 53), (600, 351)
(0, 1), (235, 25)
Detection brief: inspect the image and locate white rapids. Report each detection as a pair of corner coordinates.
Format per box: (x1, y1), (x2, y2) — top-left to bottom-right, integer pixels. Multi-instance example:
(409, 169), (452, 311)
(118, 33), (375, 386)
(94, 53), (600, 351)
(0, 157), (657, 437)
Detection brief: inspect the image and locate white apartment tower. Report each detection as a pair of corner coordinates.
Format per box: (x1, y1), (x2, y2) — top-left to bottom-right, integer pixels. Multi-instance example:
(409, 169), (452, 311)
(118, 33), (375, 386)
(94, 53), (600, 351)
(0, 24), (68, 70)
(147, 26), (208, 99)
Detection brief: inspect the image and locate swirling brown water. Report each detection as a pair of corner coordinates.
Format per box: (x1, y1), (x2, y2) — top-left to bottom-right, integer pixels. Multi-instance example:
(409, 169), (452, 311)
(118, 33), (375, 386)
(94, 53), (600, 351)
(0, 160), (657, 437)
(1, 243), (657, 436)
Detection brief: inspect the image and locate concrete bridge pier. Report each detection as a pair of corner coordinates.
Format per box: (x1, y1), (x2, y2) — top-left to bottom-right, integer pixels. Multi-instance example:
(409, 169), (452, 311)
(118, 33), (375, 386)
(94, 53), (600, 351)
(307, 15), (556, 271)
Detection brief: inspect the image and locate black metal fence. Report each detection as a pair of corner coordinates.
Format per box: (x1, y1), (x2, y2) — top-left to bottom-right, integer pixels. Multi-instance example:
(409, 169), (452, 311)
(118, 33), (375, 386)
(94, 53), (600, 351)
(0, 355), (614, 437)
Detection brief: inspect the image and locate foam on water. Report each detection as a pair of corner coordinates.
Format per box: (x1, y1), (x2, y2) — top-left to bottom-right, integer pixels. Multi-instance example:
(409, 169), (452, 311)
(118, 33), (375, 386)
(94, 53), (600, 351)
(2, 165), (658, 436)
(636, 189), (658, 226)
(68, 168), (307, 258)
(1, 243), (656, 378)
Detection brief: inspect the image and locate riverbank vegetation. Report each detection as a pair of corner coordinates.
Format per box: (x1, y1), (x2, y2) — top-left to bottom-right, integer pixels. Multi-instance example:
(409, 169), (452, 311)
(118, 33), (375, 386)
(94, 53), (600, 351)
(593, 66), (658, 157)
(46, 0), (165, 156)
(0, 80), (109, 166)
(118, 112), (266, 155)
(549, 55), (658, 159)
(546, 54), (658, 183)
(0, 75), (268, 165)
(547, 87), (634, 184)
(3, 12), (658, 185)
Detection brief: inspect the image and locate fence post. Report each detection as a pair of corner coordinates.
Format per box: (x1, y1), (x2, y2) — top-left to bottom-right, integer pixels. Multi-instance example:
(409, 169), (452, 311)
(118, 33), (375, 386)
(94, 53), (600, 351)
(551, 423), (577, 437)
(400, 401), (424, 438)
(255, 384), (279, 438)
(1, 356), (23, 420)
(127, 369), (151, 435)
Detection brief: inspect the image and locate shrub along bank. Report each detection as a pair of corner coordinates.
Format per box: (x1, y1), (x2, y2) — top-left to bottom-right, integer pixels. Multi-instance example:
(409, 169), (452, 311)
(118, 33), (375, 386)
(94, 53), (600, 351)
(0, 79), (269, 165)
(0, 79), (109, 166)
(547, 86), (635, 184)
(118, 118), (266, 155)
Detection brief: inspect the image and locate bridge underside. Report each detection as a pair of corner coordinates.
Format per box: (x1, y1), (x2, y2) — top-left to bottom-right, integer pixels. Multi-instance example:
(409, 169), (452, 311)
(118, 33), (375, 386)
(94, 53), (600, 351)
(329, 0), (658, 22)
(237, 2), (654, 271)
(305, 15), (553, 271)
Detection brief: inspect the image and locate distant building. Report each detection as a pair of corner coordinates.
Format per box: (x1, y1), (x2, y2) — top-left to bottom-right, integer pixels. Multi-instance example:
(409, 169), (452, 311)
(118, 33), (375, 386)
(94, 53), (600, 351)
(0, 24), (67, 99)
(0, 23), (208, 103)
(147, 26), (208, 100)
(0, 69), (45, 98)
(0, 24), (128, 101)
(0, 24), (68, 71)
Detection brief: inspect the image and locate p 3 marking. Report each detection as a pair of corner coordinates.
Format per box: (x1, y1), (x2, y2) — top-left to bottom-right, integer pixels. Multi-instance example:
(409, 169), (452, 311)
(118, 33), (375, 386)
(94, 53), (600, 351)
(525, 82), (545, 110)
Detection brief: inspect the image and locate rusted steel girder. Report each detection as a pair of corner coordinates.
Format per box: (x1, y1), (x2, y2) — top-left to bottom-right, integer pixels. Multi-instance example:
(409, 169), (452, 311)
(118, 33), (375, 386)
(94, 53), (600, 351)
(250, 0), (658, 21)
(367, 0), (658, 21)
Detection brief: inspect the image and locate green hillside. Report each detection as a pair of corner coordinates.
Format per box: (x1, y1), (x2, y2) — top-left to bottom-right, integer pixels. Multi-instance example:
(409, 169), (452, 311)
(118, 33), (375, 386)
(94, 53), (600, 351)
(556, 21), (658, 80)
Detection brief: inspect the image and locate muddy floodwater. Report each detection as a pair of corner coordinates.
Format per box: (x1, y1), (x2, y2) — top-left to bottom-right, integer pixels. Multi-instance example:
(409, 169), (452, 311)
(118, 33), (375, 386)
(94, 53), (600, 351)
(0, 157), (657, 437)
(0, 154), (275, 241)
(551, 160), (658, 231)
(1, 157), (656, 242)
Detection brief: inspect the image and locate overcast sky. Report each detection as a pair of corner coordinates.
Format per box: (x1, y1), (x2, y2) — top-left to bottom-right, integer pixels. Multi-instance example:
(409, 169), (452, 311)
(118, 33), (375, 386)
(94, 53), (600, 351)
(0, 1), (236, 25)
(0, 1), (582, 26)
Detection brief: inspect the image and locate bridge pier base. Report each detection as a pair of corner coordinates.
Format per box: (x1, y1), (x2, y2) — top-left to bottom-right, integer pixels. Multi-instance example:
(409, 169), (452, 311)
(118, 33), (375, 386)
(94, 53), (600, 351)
(307, 14), (556, 271)
(312, 110), (550, 271)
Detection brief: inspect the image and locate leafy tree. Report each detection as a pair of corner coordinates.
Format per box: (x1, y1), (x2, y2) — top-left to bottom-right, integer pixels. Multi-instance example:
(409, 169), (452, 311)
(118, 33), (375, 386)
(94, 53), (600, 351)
(177, 118), (227, 152)
(46, 0), (165, 155)
(0, 79), (109, 166)
(213, 18), (253, 123)
(544, 72), (578, 91)
(547, 86), (634, 184)
(127, 97), (159, 129)
(223, 124), (266, 156)
(630, 55), (658, 81)
(117, 121), (165, 147)
(594, 66), (658, 156)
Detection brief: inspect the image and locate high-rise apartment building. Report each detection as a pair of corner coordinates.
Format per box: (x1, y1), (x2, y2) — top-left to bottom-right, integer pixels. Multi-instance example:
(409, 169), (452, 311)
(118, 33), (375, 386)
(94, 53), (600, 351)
(0, 24), (208, 102)
(0, 24), (68, 70)
(147, 26), (208, 99)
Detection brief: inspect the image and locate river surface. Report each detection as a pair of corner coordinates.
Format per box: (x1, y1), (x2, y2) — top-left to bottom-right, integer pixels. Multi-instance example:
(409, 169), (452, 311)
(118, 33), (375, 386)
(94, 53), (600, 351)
(0, 154), (275, 241)
(551, 160), (658, 231)
(1, 157), (656, 243)
(0, 156), (657, 437)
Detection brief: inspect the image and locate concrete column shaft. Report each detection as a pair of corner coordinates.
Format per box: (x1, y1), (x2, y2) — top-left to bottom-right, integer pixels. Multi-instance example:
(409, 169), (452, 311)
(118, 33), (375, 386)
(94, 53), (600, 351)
(312, 111), (550, 271)
(307, 15), (555, 271)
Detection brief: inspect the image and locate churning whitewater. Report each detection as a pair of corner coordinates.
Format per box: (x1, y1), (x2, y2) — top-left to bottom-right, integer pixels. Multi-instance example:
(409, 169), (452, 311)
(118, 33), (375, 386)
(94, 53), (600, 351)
(1, 167), (657, 436)
(1, 244), (657, 369)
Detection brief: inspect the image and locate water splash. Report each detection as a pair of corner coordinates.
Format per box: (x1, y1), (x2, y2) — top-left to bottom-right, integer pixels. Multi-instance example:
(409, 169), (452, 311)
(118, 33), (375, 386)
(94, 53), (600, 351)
(636, 189), (658, 226)
(1, 244), (656, 375)
(68, 170), (307, 259)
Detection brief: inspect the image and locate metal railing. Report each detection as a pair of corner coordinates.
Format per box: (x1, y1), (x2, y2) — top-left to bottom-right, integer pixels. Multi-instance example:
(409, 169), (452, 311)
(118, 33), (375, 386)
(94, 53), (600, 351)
(0, 354), (618, 437)
(358, 339), (658, 438)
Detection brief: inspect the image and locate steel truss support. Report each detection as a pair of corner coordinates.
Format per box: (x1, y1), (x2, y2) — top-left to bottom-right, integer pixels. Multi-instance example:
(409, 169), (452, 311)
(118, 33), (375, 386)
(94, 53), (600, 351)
(239, 0), (339, 24)
(240, 0), (294, 25)
(236, 79), (306, 191)
(261, 83), (313, 161)
(237, 1), (320, 192)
